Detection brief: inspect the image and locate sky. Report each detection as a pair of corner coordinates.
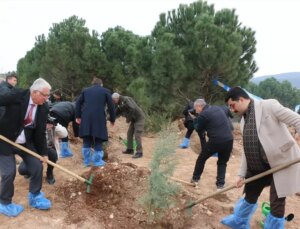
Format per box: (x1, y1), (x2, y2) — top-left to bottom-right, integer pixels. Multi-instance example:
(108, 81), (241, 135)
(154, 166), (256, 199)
(0, 0), (300, 77)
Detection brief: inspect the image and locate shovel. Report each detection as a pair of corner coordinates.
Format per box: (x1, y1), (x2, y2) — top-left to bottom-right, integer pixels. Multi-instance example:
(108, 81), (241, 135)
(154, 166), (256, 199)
(183, 157), (300, 210)
(0, 135), (94, 193)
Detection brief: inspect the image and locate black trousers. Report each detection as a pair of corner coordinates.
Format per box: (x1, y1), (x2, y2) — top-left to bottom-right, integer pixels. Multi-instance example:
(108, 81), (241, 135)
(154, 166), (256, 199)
(192, 139), (233, 187)
(244, 173), (286, 218)
(0, 147), (43, 205)
(184, 121), (194, 139)
(19, 147), (58, 176)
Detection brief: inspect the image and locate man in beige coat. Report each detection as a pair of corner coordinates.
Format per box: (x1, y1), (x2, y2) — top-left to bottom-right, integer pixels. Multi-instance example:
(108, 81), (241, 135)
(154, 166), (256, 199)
(221, 87), (300, 229)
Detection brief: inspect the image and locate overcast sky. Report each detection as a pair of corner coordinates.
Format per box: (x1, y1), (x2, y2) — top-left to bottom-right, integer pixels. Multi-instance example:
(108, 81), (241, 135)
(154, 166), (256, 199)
(1, 0), (299, 77)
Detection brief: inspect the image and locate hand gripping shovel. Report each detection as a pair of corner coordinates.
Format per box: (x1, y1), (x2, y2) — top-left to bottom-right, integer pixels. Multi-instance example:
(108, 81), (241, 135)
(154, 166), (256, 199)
(0, 135), (94, 193)
(182, 157), (300, 210)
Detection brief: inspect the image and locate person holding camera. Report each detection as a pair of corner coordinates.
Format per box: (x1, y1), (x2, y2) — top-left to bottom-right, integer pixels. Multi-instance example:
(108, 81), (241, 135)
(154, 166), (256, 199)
(49, 101), (79, 158)
(179, 101), (195, 148)
(190, 99), (233, 190)
(18, 115), (68, 184)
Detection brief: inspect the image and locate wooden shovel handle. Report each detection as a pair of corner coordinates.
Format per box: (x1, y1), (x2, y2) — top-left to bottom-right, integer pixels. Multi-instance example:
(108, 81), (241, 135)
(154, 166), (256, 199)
(0, 134), (88, 184)
(184, 157), (300, 209)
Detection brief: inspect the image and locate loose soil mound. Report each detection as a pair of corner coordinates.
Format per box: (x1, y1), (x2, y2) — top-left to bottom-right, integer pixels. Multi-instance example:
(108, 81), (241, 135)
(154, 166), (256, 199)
(55, 162), (191, 229)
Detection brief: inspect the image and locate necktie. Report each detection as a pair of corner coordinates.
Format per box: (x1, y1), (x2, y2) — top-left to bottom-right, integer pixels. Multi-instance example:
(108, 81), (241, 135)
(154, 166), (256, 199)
(24, 104), (35, 126)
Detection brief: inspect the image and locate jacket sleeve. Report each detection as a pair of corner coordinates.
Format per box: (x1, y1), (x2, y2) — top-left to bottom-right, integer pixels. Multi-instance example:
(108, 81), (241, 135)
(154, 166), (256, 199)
(268, 99), (300, 133)
(106, 92), (116, 123)
(193, 115), (206, 133)
(0, 88), (22, 106)
(238, 152), (247, 178)
(75, 93), (83, 118)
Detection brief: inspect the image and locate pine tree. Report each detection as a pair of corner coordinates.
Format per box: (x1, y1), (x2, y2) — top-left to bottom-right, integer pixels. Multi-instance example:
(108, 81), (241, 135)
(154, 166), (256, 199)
(139, 127), (180, 221)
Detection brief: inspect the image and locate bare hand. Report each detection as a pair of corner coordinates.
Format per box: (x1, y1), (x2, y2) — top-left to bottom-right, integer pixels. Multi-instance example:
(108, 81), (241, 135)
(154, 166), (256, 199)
(76, 118), (81, 124)
(236, 176), (245, 188)
(40, 156), (48, 165)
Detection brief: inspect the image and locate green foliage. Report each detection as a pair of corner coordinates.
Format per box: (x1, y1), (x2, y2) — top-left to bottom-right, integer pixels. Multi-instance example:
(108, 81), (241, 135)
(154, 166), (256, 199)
(139, 128), (180, 221)
(16, 0), (258, 121)
(144, 112), (171, 133)
(245, 78), (300, 108)
(151, 1), (257, 104)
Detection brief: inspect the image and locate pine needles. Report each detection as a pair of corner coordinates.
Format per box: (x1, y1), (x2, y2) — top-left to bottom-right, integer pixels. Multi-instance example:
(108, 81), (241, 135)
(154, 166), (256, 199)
(139, 127), (180, 222)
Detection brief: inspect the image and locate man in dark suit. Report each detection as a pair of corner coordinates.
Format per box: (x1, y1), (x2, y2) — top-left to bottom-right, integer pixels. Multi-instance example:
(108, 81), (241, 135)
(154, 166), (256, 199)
(0, 78), (52, 217)
(75, 77), (115, 167)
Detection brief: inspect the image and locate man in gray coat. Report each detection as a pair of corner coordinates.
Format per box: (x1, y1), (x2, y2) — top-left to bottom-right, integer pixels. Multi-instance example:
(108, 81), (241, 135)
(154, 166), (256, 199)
(112, 93), (145, 158)
(221, 86), (300, 229)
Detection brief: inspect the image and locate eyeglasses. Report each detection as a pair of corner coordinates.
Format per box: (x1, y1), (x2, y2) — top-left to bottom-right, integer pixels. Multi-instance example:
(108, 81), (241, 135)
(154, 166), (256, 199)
(36, 90), (50, 98)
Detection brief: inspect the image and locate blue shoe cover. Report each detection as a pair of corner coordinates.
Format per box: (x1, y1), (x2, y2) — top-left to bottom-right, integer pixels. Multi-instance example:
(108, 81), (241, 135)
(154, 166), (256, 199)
(0, 202), (24, 217)
(28, 192), (51, 210)
(60, 142), (73, 158)
(179, 138), (190, 148)
(221, 198), (257, 229)
(92, 150), (105, 167)
(264, 213), (285, 229)
(82, 148), (91, 167)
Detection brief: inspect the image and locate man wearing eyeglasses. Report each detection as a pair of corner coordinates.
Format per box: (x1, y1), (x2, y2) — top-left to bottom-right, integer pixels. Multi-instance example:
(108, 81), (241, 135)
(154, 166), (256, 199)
(221, 87), (300, 229)
(0, 78), (52, 217)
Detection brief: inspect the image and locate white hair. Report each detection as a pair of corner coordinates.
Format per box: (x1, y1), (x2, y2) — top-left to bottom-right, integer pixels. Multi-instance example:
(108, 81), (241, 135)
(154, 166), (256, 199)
(112, 92), (120, 99)
(194, 98), (206, 107)
(30, 78), (51, 92)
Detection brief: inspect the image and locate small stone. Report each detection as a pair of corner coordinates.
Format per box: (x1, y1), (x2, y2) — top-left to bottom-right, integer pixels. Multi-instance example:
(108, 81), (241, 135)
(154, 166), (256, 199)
(109, 213), (114, 219)
(70, 193), (76, 198)
(78, 192), (82, 195)
(206, 210), (212, 216)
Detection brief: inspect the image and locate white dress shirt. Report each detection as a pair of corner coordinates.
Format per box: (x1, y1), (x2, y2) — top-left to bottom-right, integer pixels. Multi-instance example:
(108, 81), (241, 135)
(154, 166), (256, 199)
(15, 97), (37, 144)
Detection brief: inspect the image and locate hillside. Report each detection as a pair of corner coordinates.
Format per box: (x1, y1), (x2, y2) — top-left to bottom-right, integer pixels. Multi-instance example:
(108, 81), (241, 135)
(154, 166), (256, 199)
(251, 72), (300, 89)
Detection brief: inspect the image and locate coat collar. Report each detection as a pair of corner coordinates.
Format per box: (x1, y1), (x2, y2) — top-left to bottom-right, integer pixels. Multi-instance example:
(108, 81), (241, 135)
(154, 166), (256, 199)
(240, 99), (263, 133)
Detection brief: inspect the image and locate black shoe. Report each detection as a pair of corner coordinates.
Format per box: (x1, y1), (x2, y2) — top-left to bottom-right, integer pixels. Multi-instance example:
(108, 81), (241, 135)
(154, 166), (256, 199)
(46, 174), (56, 185)
(122, 149), (134, 155)
(217, 185), (224, 191)
(190, 178), (199, 187)
(132, 152), (143, 159)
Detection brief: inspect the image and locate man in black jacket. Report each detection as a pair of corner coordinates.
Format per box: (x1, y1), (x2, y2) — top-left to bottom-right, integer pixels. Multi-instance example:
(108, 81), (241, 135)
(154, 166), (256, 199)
(0, 73), (17, 119)
(50, 101), (79, 158)
(190, 99), (233, 190)
(0, 78), (52, 217)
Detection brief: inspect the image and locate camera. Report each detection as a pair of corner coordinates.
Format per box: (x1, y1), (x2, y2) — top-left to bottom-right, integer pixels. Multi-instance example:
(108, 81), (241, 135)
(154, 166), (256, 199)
(188, 108), (196, 115)
(47, 115), (57, 125)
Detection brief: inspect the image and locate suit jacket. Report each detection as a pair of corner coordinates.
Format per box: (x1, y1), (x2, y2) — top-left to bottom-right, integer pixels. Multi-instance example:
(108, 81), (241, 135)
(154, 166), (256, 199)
(0, 88), (48, 156)
(239, 99), (300, 197)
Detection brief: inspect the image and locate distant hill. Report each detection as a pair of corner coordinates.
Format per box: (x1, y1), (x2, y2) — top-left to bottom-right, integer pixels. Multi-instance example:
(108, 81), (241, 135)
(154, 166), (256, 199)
(250, 72), (300, 89)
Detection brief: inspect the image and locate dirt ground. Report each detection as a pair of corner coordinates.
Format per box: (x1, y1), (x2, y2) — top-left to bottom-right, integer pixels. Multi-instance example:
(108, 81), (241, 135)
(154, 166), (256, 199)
(1, 117), (300, 228)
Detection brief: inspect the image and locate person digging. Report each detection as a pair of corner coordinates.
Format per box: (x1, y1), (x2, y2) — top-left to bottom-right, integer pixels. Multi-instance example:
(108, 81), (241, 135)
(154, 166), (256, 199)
(112, 93), (145, 159)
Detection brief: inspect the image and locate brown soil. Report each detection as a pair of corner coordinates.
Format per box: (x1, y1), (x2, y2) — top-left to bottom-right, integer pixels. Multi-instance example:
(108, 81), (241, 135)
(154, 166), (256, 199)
(1, 117), (300, 228)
